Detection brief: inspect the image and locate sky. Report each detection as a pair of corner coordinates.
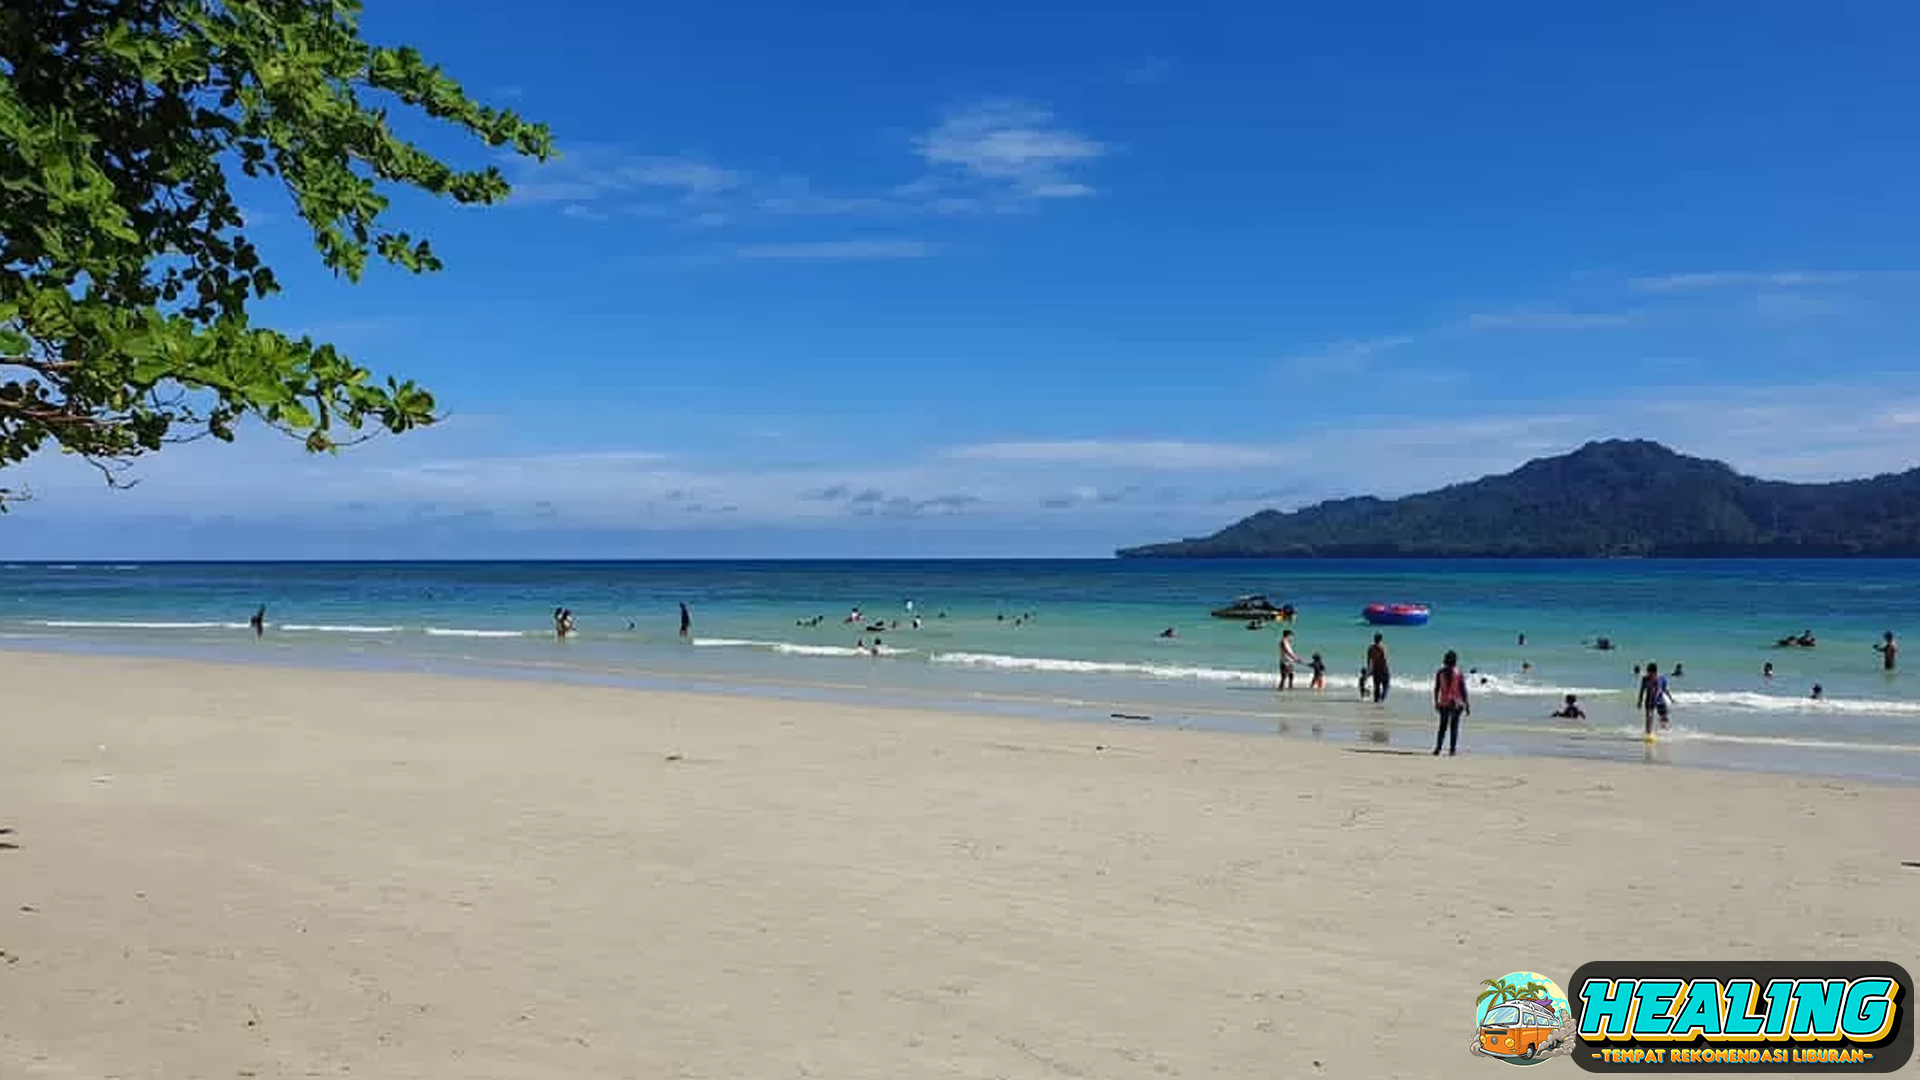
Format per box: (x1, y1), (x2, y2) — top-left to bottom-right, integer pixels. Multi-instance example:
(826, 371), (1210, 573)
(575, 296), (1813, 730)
(6, 0), (1920, 559)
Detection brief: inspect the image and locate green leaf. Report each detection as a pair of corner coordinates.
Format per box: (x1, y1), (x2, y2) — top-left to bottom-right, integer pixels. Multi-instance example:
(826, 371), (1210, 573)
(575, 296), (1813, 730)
(0, 0), (549, 485)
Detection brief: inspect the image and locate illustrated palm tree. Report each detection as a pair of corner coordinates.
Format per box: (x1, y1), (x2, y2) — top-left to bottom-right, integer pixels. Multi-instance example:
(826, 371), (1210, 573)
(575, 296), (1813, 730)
(1478, 979), (1524, 1013)
(1479, 978), (1556, 1014)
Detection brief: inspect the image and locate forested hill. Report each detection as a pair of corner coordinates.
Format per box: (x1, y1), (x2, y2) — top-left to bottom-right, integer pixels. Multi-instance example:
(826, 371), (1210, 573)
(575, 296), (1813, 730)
(1116, 440), (1920, 558)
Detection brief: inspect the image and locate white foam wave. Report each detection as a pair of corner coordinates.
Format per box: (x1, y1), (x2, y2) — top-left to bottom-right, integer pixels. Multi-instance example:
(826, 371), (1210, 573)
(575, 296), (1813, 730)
(279, 623), (401, 634)
(1646, 727), (1920, 754)
(695, 637), (910, 657)
(1467, 673), (1621, 698)
(777, 642), (914, 658)
(38, 619), (249, 631)
(932, 651), (1274, 685)
(1670, 690), (1920, 716)
(423, 627), (529, 639)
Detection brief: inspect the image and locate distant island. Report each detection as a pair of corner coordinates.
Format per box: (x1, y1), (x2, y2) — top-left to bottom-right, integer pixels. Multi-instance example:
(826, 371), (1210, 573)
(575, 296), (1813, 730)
(1117, 440), (1920, 558)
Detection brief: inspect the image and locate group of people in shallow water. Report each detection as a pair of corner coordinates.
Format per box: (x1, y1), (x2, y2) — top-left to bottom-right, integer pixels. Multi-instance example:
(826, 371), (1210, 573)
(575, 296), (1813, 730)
(1267, 624), (1902, 755)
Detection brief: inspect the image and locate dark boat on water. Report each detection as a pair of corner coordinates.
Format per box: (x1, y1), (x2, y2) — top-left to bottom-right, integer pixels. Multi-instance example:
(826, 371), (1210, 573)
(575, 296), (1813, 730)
(1210, 594), (1294, 621)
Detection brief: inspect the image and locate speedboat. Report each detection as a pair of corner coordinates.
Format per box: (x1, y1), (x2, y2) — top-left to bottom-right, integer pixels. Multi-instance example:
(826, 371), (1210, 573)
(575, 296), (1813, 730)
(1363, 602), (1430, 627)
(1210, 594), (1293, 621)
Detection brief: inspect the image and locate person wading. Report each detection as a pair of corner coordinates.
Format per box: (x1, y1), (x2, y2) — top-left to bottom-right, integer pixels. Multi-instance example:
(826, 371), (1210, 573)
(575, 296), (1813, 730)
(1278, 629), (1302, 691)
(1367, 633), (1391, 703)
(1432, 649), (1470, 756)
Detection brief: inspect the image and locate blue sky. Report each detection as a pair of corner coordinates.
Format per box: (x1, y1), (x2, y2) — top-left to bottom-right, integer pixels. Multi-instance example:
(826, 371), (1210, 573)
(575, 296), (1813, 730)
(7, 0), (1920, 558)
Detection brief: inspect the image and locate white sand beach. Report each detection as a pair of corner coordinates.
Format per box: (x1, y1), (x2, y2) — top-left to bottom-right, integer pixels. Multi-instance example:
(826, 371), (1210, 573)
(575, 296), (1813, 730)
(1, 650), (1914, 1078)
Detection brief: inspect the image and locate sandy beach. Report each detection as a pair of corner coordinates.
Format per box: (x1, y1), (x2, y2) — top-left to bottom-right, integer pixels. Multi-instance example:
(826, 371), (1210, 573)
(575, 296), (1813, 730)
(1, 650), (1914, 1078)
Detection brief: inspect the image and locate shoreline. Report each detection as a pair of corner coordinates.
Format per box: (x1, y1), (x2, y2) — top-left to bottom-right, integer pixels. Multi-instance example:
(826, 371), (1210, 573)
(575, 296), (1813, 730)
(3, 650), (1916, 1077)
(5, 638), (1919, 787)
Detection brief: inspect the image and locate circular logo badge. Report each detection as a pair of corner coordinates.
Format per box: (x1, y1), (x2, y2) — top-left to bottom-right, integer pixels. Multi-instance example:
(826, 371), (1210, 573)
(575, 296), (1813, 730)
(1472, 971), (1574, 1066)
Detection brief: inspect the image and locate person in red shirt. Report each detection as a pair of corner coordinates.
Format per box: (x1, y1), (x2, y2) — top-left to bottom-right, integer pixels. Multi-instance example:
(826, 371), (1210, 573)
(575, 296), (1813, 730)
(1432, 650), (1470, 756)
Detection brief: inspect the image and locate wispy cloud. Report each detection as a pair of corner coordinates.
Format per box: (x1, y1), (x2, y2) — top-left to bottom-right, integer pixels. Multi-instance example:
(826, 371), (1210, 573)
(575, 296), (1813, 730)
(1277, 334), (1415, 376)
(732, 239), (941, 261)
(942, 439), (1294, 470)
(1463, 310), (1638, 331)
(1750, 290), (1859, 326)
(1628, 271), (1861, 293)
(912, 100), (1107, 205)
(508, 99), (1105, 231)
(507, 149), (746, 207)
(17, 379), (1920, 555)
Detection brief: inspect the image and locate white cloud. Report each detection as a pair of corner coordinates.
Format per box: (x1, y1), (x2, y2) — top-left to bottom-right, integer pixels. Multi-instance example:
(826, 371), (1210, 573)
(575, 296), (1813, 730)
(506, 99), (1106, 231)
(1464, 310), (1638, 331)
(732, 239), (941, 260)
(1277, 334), (1416, 376)
(1750, 291), (1857, 326)
(912, 100), (1107, 205)
(11, 384), (1920, 556)
(1628, 271), (1861, 293)
(941, 439), (1295, 470)
(508, 150), (746, 207)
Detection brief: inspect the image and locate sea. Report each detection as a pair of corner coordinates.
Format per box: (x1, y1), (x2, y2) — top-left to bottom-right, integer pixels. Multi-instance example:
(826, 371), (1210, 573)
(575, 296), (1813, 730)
(3, 559), (1917, 783)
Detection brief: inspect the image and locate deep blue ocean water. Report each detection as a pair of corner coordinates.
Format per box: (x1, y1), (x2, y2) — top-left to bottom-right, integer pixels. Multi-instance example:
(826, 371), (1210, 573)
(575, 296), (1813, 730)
(5, 558), (1917, 782)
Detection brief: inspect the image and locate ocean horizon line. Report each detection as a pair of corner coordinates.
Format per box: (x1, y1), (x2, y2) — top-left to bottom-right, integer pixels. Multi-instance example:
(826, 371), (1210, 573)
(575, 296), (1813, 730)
(11, 555), (1920, 566)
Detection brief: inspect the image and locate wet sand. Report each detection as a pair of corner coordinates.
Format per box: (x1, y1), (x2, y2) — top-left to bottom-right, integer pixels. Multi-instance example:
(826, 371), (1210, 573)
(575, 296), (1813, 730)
(1, 650), (1914, 1078)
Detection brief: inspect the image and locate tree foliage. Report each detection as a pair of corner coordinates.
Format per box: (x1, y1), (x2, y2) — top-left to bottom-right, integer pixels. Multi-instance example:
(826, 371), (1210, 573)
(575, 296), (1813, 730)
(0, 0), (551, 504)
(1119, 440), (1920, 558)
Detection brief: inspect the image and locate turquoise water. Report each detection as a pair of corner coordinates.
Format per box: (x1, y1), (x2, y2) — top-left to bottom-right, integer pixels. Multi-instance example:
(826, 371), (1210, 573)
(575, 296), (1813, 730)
(4, 559), (1917, 782)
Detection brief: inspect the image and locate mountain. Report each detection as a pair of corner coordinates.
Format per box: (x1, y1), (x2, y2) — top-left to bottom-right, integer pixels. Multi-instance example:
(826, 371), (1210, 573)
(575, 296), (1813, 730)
(1116, 440), (1920, 558)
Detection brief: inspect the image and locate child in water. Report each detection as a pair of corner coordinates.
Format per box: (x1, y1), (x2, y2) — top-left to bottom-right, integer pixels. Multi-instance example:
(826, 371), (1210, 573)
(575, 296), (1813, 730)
(1309, 652), (1326, 691)
(1551, 694), (1586, 720)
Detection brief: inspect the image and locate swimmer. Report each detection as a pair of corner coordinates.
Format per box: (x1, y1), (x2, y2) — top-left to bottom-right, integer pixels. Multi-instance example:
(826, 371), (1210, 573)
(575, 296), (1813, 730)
(1520, 661), (1533, 674)
(1810, 683), (1825, 702)
(1875, 631), (1898, 672)
(1158, 627), (1177, 639)
(1551, 694), (1585, 720)
(1763, 661), (1774, 679)
(1671, 662), (1684, 679)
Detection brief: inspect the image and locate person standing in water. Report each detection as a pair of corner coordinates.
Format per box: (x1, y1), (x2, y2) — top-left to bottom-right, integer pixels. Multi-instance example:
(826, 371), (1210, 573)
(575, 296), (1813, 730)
(1636, 661), (1670, 737)
(1875, 631), (1898, 672)
(1432, 650), (1469, 756)
(1366, 633), (1391, 703)
(249, 606), (266, 638)
(679, 602), (692, 640)
(1278, 629), (1302, 691)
